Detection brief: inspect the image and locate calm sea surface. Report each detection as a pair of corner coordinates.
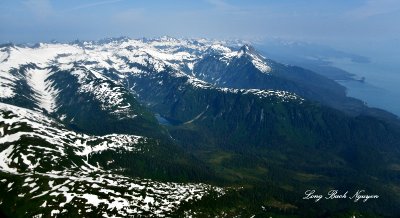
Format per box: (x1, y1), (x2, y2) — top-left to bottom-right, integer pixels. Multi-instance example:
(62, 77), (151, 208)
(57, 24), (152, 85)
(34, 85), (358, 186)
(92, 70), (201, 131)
(330, 56), (400, 117)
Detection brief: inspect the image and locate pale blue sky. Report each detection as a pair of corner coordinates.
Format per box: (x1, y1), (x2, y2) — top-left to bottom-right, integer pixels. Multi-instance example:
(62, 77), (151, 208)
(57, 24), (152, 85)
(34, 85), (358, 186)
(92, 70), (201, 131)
(0, 0), (399, 49)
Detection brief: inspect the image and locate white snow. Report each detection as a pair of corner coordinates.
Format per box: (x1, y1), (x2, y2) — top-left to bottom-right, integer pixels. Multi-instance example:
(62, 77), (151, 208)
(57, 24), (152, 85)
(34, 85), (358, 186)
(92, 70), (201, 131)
(0, 132), (24, 144)
(26, 68), (59, 112)
(30, 186), (40, 193)
(251, 58), (271, 73)
(51, 209), (60, 216)
(25, 177), (34, 183)
(0, 86), (15, 99)
(187, 62), (194, 71)
(40, 201), (47, 207)
(184, 105), (209, 124)
(81, 194), (105, 207)
(144, 196), (155, 204)
(59, 186), (70, 192)
(0, 145), (17, 173)
(0, 50), (8, 62)
(210, 44), (232, 53)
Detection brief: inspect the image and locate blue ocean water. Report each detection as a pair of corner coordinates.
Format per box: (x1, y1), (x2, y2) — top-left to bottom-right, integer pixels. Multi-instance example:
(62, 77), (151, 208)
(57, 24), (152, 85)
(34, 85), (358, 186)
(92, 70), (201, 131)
(330, 57), (400, 117)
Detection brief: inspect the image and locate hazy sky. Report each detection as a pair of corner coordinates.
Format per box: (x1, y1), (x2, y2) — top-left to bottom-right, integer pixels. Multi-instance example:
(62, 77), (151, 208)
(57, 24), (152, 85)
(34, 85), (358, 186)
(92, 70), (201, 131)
(0, 0), (399, 49)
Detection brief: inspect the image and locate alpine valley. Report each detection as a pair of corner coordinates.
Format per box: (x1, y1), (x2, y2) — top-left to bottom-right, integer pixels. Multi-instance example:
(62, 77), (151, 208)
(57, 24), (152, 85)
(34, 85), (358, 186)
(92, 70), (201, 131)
(1, 36), (400, 217)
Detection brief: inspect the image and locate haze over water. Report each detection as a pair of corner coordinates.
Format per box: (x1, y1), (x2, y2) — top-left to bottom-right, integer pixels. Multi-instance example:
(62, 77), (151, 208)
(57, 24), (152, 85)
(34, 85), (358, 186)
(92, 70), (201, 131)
(332, 48), (400, 117)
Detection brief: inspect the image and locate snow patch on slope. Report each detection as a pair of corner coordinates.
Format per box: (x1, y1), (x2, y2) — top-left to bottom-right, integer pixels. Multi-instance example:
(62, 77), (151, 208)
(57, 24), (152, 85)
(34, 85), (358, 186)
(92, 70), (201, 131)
(0, 145), (17, 173)
(249, 52), (271, 73)
(26, 68), (59, 112)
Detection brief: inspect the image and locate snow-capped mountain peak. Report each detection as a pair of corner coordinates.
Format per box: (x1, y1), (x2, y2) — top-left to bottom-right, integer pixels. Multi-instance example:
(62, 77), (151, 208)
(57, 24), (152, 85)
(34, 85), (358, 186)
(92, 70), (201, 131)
(0, 38), (275, 101)
(237, 44), (271, 73)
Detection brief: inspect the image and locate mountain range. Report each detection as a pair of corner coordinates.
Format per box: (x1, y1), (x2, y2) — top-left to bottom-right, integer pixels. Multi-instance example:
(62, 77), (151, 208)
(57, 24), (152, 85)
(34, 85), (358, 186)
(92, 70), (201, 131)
(1, 36), (400, 217)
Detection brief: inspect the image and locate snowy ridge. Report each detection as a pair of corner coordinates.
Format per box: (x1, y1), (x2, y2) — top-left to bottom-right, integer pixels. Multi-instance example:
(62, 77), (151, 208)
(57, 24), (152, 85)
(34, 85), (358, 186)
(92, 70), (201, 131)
(183, 76), (303, 102)
(0, 102), (224, 216)
(1, 37), (275, 100)
(243, 89), (303, 102)
(219, 88), (303, 102)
